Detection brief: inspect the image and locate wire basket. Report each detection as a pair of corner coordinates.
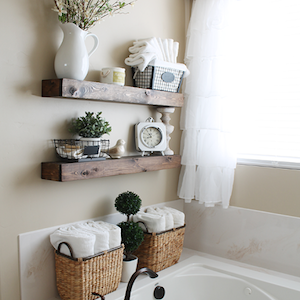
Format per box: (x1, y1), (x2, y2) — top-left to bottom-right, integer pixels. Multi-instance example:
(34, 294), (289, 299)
(54, 139), (110, 162)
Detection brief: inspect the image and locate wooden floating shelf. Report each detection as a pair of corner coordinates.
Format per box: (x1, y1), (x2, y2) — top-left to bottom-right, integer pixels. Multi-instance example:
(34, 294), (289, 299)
(41, 155), (181, 182)
(42, 79), (184, 108)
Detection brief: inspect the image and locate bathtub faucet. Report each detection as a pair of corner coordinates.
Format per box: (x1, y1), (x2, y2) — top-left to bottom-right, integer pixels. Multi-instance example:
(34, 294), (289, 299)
(124, 267), (158, 300)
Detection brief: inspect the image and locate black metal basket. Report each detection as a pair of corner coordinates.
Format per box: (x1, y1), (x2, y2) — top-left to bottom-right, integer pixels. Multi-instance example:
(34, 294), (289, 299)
(53, 139), (110, 162)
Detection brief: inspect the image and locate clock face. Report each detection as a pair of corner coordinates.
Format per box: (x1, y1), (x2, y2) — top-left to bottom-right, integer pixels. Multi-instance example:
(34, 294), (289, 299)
(135, 121), (166, 154)
(141, 126), (162, 148)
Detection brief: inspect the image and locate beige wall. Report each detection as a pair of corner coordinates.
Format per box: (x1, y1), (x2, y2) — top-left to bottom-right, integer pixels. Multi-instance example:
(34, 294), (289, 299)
(0, 0), (186, 299)
(231, 164), (300, 218)
(2, 0), (300, 299)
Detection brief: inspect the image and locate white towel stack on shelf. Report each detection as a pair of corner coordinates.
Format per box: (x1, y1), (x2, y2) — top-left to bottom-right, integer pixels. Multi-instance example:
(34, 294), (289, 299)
(133, 206), (185, 233)
(50, 221), (121, 258)
(125, 37), (190, 77)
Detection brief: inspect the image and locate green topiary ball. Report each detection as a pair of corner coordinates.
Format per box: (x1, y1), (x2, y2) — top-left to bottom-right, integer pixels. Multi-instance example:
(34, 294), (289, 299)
(118, 221), (144, 259)
(115, 191), (142, 217)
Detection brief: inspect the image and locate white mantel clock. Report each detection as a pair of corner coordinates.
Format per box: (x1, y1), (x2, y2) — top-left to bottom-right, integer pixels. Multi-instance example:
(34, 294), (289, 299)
(135, 117), (167, 156)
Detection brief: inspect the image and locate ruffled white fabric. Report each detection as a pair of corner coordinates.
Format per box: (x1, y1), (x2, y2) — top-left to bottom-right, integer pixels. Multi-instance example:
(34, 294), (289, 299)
(178, 0), (237, 208)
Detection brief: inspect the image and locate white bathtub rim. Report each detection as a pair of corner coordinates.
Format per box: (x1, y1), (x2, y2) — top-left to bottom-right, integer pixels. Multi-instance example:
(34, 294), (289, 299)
(104, 254), (300, 300)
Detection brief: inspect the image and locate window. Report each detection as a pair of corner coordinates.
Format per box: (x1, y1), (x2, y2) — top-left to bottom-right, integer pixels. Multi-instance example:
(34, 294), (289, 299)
(232, 0), (300, 169)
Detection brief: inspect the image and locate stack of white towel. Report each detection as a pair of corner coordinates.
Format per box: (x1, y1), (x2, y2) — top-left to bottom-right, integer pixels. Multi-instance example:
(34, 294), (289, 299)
(125, 37), (189, 76)
(132, 206), (185, 233)
(50, 221), (121, 258)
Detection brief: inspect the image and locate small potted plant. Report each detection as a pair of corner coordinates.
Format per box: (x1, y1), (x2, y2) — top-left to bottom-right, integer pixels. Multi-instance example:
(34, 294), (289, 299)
(115, 191), (144, 282)
(70, 111), (111, 157)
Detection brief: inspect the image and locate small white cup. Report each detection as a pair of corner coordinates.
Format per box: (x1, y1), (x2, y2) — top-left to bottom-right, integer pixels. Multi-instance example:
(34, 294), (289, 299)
(100, 67), (125, 86)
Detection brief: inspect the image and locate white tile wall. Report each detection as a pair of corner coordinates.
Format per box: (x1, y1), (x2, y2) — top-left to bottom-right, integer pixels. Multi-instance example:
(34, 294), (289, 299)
(19, 199), (300, 300)
(18, 200), (184, 300)
(183, 201), (300, 277)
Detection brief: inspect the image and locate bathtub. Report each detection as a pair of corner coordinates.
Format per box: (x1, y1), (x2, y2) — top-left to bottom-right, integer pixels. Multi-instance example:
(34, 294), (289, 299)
(103, 255), (300, 300)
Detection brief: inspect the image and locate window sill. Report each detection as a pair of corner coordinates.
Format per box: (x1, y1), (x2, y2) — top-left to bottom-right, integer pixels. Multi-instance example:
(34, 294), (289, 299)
(237, 158), (300, 170)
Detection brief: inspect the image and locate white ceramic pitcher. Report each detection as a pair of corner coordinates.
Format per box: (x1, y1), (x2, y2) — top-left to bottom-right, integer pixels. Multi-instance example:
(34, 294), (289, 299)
(54, 23), (99, 81)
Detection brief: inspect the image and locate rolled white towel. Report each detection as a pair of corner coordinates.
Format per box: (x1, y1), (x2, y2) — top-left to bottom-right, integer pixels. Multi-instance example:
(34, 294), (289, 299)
(50, 226), (96, 258)
(93, 221), (121, 249)
(146, 206), (174, 231)
(133, 212), (165, 233)
(124, 52), (157, 72)
(74, 222), (110, 254)
(160, 207), (185, 228)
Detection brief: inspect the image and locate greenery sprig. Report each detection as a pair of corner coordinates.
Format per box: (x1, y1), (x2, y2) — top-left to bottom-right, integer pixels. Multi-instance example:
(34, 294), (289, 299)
(52, 0), (137, 30)
(70, 111), (112, 138)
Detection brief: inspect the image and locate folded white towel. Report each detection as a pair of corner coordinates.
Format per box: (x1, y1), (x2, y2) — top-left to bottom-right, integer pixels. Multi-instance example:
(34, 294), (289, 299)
(129, 40), (156, 54)
(92, 221), (121, 249)
(162, 39), (171, 63)
(160, 207), (185, 228)
(129, 38), (165, 61)
(173, 42), (179, 63)
(50, 226), (96, 258)
(74, 222), (109, 254)
(133, 212), (165, 233)
(146, 207), (174, 231)
(168, 39), (174, 63)
(124, 52), (157, 72)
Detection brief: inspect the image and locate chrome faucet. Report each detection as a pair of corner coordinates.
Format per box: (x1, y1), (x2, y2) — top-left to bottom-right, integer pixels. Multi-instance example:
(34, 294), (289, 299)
(124, 267), (158, 300)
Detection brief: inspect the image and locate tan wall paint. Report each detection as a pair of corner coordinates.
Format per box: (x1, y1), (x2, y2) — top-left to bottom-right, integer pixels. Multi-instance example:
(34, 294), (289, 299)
(0, 0), (186, 299)
(2, 0), (300, 298)
(231, 164), (300, 218)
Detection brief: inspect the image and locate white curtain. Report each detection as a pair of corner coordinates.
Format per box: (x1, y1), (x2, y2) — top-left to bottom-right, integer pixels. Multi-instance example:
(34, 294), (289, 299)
(178, 0), (237, 208)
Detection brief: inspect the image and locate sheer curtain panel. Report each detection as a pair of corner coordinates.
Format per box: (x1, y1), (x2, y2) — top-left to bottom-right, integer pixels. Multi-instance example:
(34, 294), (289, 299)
(178, 0), (237, 208)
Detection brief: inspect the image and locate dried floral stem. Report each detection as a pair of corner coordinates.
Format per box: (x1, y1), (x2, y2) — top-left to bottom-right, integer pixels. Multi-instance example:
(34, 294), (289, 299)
(52, 0), (137, 30)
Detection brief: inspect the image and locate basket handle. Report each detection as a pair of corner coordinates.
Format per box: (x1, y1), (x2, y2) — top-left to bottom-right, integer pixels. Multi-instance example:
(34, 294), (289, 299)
(136, 221), (150, 233)
(57, 242), (74, 258)
(92, 292), (105, 300)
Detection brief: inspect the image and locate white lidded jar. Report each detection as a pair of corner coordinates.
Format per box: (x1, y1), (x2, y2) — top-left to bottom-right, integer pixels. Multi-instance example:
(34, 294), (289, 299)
(100, 67), (126, 86)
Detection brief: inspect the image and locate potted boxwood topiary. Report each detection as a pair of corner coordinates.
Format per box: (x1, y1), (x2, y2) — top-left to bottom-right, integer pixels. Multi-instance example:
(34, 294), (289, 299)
(70, 111), (112, 157)
(115, 191), (144, 282)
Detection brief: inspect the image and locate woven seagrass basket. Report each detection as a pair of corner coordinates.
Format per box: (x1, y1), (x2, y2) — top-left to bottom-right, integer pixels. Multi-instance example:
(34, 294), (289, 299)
(133, 225), (185, 273)
(54, 242), (124, 300)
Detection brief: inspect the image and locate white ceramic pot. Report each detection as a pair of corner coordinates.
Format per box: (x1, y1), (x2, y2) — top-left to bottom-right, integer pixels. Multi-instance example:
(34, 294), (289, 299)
(80, 137), (101, 158)
(54, 23), (99, 80)
(121, 256), (138, 283)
